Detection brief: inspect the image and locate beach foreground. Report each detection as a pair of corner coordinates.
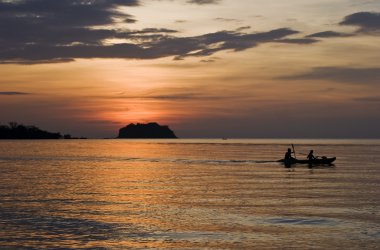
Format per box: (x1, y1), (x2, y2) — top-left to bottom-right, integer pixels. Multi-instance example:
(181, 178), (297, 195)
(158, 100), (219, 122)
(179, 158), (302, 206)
(1, 139), (379, 249)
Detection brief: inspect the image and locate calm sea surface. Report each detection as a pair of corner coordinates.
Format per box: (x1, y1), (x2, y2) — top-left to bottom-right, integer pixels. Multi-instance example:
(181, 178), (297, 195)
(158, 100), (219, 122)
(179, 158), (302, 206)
(1, 139), (380, 249)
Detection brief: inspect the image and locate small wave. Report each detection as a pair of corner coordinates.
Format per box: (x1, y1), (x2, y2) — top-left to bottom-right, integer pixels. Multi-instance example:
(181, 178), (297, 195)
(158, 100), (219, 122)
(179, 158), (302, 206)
(267, 217), (337, 226)
(0, 156), (110, 162)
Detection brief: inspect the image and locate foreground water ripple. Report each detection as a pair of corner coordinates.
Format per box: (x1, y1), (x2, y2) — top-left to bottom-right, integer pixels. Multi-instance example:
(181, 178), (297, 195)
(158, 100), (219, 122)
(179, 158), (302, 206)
(0, 139), (380, 249)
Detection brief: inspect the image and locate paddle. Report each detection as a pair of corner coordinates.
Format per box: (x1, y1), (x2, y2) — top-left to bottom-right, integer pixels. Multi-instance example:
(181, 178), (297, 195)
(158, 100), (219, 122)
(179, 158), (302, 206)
(291, 144), (296, 159)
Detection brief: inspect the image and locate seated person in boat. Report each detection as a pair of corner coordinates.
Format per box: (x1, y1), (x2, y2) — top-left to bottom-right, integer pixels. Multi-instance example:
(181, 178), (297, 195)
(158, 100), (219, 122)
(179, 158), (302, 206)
(307, 150), (316, 165)
(307, 150), (316, 160)
(284, 148), (295, 167)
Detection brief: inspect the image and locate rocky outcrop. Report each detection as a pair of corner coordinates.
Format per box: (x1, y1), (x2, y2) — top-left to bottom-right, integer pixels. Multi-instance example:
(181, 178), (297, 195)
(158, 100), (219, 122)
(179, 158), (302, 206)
(117, 122), (177, 139)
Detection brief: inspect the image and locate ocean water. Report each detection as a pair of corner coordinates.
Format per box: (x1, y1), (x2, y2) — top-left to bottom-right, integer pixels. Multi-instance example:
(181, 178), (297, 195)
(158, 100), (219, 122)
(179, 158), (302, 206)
(0, 139), (379, 249)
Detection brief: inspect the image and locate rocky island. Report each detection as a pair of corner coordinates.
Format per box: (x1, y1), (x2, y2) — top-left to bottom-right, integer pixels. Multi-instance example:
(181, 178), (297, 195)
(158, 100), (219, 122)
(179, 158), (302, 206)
(117, 122), (177, 139)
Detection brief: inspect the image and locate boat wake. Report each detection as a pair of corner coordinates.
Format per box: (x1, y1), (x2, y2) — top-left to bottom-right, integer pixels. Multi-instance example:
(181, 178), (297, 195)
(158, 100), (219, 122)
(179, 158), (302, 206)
(0, 156), (277, 165)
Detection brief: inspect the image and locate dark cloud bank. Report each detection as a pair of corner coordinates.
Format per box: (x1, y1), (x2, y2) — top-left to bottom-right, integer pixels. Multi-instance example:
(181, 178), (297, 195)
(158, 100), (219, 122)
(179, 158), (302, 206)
(340, 11), (380, 33)
(1, 1), (379, 64)
(0, 91), (30, 95)
(280, 67), (380, 85)
(0, 0), (315, 64)
(187, 0), (221, 5)
(306, 12), (380, 38)
(306, 31), (352, 38)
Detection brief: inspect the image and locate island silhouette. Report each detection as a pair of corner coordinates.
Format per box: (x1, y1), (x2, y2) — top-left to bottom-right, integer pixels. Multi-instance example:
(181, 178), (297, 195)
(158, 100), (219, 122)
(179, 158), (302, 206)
(0, 122), (176, 139)
(0, 122), (61, 139)
(117, 123), (177, 139)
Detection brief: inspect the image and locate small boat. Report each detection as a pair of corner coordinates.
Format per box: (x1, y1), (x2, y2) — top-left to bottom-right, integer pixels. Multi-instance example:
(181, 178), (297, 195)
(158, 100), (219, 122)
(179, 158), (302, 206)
(278, 157), (336, 165)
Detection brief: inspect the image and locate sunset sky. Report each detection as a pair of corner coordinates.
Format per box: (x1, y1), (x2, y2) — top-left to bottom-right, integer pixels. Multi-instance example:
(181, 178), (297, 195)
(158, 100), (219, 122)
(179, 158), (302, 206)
(1, 0), (380, 138)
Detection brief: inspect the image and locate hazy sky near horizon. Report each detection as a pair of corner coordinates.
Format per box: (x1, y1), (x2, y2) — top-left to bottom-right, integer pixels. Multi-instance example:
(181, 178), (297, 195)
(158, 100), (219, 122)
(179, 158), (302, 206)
(1, 0), (380, 138)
